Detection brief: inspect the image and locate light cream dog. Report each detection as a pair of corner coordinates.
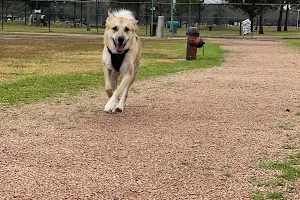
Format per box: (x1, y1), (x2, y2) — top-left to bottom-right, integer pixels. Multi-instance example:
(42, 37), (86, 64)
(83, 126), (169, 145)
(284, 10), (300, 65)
(102, 8), (142, 113)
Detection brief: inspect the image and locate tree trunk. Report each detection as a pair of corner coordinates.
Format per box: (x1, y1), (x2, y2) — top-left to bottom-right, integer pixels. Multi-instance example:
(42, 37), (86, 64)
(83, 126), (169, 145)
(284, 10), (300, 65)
(255, 17), (258, 30)
(277, 5), (283, 32)
(73, 2), (77, 21)
(250, 16), (254, 34)
(198, 3), (201, 23)
(284, 5), (289, 31)
(259, 9), (264, 34)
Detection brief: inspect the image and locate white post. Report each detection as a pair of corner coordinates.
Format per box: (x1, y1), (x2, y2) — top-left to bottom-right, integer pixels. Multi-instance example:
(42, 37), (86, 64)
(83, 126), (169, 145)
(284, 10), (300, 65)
(157, 16), (164, 38)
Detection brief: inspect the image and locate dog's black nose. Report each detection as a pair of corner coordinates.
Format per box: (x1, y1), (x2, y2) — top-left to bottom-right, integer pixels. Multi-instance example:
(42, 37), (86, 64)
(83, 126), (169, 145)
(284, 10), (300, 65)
(118, 36), (125, 44)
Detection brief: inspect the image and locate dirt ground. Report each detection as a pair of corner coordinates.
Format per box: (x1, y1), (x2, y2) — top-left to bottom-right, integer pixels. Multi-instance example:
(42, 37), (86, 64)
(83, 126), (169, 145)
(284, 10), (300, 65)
(0, 38), (300, 200)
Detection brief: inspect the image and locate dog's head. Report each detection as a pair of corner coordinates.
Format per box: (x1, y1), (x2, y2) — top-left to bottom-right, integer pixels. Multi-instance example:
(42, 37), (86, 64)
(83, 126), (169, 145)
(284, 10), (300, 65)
(104, 8), (138, 54)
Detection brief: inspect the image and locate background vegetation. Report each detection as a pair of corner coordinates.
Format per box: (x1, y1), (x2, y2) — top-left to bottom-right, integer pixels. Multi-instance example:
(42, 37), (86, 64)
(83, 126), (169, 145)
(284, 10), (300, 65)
(2, 0), (300, 36)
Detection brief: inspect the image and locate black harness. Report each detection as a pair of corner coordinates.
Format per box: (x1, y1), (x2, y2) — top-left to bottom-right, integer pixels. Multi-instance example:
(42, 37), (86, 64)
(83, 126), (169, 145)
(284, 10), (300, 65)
(107, 47), (129, 72)
(107, 36), (138, 72)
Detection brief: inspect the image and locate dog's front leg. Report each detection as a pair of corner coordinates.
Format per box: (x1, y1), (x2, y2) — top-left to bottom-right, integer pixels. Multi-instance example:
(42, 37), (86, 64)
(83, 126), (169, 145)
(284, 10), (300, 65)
(103, 66), (113, 98)
(104, 72), (133, 113)
(115, 73), (136, 113)
(114, 86), (129, 113)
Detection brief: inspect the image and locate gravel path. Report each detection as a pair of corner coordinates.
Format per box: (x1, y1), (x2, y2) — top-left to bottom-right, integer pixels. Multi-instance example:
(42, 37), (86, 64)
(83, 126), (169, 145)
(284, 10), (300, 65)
(1, 38), (299, 200)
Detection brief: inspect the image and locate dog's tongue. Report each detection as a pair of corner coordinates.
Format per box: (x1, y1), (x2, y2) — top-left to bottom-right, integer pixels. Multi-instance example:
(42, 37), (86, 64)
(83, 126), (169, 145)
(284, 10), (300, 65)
(116, 44), (124, 52)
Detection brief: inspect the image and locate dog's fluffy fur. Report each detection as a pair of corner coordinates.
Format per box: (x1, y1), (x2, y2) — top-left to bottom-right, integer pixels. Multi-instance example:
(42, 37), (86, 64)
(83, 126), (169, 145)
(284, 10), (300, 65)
(102, 9), (142, 113)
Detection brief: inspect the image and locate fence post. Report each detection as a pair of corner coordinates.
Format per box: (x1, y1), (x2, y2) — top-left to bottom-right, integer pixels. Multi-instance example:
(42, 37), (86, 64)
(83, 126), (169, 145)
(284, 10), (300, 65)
(24, 1), (26, 26)
(36, 0), (38, 26)
(145, 2), (148, 35)
(96, 0), (98, 34)
(1, 0), (3, 31)
(239, 21), (242, 36)
(151, 0), (154, 37)
(48, 1), (51, 32)
(86, 0), (90, 31)
(80, 0), (83, 28)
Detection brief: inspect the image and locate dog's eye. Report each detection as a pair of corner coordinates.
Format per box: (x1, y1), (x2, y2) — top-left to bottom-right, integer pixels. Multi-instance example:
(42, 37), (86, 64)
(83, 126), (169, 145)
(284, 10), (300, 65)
(124, 27), (130, 32)
(112, 26), (118, 31)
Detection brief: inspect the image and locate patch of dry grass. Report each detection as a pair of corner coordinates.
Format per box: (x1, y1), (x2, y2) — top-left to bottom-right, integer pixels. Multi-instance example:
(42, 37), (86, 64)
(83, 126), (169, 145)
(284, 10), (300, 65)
(0, 37), (102, 82)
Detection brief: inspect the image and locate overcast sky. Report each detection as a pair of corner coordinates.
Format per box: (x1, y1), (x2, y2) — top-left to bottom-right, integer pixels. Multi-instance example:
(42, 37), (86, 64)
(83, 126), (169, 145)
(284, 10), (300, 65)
(204, 0), (226, 4)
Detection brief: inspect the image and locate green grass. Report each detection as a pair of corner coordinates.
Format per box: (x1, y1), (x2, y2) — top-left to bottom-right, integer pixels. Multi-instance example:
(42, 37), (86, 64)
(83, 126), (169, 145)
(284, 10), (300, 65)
(0, 73), (102, 105)
(253, 153), (300, 200)
(278, 123), (295, 131)
(261, 153), (300, 181)
(0, 36), (225, 105)
(139, 41), (224, 79)
(266, 192), (287, 200)
(0, 21), (105, 35)
(252, 195), (265, 200)
(258, 179), (285, 187)
(285, 40), (300, 52)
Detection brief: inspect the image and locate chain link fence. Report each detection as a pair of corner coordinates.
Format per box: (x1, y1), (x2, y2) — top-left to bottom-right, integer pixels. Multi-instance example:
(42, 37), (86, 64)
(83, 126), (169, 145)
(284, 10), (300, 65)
(1, 1), (299, 33)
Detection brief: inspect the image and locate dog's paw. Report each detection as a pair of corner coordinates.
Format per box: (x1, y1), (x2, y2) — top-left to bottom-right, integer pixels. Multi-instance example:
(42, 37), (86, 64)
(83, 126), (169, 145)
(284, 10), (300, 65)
(105, 89), (113, 98)
(113, 102), (124, 113)
(104, 98), (119, 113)
(114, 107), (123, 113)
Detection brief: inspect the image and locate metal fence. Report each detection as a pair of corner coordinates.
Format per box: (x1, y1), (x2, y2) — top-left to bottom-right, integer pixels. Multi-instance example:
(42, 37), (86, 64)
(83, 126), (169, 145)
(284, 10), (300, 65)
(1, 1), (300, 31)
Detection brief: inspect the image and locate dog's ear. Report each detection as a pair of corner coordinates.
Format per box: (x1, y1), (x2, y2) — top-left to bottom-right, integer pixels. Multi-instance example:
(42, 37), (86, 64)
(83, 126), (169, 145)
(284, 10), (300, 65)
(107, 8), (115, 18)
(106, 8), (115, 25)
(133, 20), (139, 31)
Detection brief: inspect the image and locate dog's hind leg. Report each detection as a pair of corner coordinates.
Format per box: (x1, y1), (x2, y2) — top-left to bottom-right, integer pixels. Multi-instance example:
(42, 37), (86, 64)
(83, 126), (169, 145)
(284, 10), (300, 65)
(110, 70), (120, 93)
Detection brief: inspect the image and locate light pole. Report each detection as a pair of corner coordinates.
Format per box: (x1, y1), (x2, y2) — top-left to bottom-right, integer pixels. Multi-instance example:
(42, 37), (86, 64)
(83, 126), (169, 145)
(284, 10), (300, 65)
(151, 0), (154, 36)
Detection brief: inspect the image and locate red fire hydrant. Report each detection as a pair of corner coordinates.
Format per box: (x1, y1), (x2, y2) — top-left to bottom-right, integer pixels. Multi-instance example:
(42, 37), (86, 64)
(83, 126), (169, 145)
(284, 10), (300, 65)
(186, 27), (205, 60)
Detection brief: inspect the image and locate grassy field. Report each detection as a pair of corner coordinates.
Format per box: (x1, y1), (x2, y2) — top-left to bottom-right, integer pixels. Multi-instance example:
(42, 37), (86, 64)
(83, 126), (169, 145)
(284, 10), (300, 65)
(2, 21), (300, 38)
(286, 40), (300, 51)
(0, 35), (225, 105)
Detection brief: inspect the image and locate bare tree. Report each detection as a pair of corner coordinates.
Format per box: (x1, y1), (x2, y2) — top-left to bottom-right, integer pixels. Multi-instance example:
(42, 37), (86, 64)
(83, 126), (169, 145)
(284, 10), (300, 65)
(277, 3), (284, 31)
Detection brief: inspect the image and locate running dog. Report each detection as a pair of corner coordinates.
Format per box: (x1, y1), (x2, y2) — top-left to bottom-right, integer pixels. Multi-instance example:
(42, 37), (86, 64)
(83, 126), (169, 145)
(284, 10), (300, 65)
(102, 8), (142, 113)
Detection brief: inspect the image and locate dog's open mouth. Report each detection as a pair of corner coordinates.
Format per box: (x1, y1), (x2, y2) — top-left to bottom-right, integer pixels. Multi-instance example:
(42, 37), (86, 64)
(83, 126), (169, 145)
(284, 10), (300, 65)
(113, 40), (126, 53)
